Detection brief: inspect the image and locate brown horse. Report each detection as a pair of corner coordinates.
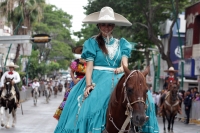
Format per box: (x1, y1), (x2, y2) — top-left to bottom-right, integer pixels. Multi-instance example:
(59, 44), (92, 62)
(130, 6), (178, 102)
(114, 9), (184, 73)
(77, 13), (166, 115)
(103, 66), (149, 133)
(162, 83), (180, 133)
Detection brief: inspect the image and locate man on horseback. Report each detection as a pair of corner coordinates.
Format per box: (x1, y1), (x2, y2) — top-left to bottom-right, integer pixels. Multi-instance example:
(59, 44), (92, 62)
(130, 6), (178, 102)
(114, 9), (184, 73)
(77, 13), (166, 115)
(159, 67), (182, 115)
(0, 62), (21, 107)
(31, 78), (40, 97)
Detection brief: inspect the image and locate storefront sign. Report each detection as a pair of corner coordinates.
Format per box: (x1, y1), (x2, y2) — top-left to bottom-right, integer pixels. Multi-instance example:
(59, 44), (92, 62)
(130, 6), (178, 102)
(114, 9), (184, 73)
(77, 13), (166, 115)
(178, 58), (196, 78)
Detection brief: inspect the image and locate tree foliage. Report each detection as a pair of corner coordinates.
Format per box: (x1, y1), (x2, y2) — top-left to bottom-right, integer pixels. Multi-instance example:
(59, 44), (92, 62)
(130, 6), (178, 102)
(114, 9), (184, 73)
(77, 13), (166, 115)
(32, 4), (75, 69)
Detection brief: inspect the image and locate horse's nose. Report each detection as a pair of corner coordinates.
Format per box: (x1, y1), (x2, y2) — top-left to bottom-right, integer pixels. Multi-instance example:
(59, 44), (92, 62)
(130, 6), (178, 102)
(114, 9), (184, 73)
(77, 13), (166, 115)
(136, 115), (146, 124)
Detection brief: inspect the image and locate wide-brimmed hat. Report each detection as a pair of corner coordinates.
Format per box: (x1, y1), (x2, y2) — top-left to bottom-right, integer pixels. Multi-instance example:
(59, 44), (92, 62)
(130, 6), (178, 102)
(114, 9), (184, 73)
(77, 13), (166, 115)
(72, 46), (83, 54)
(82, 6), (132, 26)
(6, 62), (19, 68)
(33, 78), (38, 81)
(164, 67), (178, 73)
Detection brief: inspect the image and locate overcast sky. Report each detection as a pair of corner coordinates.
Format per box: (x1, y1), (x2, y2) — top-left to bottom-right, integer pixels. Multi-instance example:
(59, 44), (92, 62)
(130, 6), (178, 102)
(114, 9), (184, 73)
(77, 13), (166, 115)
(47, 0), (88, 40)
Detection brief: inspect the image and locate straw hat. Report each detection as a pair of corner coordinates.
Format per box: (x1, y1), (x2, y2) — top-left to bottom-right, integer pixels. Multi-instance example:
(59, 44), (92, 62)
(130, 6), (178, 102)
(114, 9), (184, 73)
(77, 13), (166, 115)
(82, 6), (132, 26)
(6, 62), (19, 68)
(33, 78), (38, 81)
(72, 46), (83, 54)
(164, 67), (178, 73)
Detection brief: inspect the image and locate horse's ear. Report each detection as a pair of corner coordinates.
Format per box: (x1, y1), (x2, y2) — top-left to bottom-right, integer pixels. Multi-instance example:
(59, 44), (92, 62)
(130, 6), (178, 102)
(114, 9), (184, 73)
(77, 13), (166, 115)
(142, 66), (150, 77)
(12, 78), (14, 80)
(122, 62), (130, 76)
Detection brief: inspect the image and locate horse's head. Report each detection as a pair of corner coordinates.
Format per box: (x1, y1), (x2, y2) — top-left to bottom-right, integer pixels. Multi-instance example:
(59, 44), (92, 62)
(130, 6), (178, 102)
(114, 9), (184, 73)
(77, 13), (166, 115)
(123, 66), (149, 126)
(4, 77), (14, 97)
(169, 83), (179, 101)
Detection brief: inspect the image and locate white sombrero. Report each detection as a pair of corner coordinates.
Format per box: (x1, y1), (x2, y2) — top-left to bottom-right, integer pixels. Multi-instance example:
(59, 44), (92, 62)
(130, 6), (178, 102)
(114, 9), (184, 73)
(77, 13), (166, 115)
(164, 67), (178, 73)
(6, 62), (19, 68)
(82, 6), (132, 26)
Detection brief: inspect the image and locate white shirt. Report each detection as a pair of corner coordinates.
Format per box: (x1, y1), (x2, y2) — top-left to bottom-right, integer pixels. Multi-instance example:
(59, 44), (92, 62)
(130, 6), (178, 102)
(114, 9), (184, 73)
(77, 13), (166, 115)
(0, 71), (21, 87)
(155, 94), (161, 106)
(32, 82), (40, 89)
(152, 93), (157, 104)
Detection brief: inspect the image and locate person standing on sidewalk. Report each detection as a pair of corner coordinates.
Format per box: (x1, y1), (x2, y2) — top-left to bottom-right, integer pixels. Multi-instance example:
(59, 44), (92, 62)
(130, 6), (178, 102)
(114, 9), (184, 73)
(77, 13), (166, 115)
(184, 89), (192, 124)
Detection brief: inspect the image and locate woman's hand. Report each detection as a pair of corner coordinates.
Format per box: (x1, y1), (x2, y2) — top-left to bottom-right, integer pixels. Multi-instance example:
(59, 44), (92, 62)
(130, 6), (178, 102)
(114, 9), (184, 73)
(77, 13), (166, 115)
(84, 85), (94, 97)
(114, 67), (123, 74)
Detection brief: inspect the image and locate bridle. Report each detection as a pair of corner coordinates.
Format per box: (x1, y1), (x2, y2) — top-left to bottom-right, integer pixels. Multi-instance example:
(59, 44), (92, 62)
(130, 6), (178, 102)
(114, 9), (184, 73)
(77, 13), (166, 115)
(123, 70), (146, 112)
(1, 80), (15, 109)
(106, 70), (147, 133)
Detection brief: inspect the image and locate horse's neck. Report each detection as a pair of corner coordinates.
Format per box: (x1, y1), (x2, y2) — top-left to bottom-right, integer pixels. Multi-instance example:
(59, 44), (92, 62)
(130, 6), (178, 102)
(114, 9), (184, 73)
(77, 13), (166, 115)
(34, 87), (38, 92)
(2, 86), (15, 96)
(168, 91), (177, 104)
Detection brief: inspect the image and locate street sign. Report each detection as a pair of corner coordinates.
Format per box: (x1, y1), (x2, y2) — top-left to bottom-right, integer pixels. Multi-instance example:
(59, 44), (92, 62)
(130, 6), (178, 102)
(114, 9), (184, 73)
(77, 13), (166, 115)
(31, 34), (51, 43)
(0, 34), (51, 44)
(0, 35), (30, 44)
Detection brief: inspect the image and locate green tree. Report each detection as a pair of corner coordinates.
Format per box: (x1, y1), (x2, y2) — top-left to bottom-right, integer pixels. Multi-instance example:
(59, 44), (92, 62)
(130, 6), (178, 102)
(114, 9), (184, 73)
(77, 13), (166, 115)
(32, 5), (75, 69)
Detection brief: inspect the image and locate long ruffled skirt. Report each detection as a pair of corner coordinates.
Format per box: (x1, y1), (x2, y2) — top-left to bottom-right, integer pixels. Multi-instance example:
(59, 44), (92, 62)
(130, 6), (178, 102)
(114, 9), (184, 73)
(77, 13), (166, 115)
(54, 70), (159, 133)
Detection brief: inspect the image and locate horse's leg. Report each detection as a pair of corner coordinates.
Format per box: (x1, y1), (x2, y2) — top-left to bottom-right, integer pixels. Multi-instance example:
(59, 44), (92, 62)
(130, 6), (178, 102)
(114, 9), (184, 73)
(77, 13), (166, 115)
(163, 115), (166, 132)
(35, 94), (37, 106)
(12, 109), (17, 127)
(5, 109), (11, 128)
(167, 114), (171, 132)
(0, 106), (5, 127)
(171, 115), (175, 133)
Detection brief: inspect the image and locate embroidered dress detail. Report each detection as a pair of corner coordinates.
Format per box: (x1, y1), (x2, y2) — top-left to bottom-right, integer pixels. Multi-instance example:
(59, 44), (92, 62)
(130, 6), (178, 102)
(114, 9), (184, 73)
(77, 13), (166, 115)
(105, 39), (119, 60)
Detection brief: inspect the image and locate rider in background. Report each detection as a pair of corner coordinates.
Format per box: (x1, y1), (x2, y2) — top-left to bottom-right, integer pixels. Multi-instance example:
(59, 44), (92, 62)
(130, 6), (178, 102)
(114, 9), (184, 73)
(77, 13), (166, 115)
(159, 67), (181, 115)
(31, 78), (40, 97)
(0, 62), (21, 107)
(39, 80), (46, 96)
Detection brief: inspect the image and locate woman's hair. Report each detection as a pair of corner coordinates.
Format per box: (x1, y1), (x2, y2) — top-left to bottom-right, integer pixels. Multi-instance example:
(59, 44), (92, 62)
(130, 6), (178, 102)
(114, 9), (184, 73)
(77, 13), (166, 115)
(96, 33), (108, 54)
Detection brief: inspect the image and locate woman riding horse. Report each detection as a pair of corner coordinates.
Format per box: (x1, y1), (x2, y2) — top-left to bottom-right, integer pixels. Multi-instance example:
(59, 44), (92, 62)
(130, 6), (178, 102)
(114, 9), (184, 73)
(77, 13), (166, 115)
(54, 6), (159, 133)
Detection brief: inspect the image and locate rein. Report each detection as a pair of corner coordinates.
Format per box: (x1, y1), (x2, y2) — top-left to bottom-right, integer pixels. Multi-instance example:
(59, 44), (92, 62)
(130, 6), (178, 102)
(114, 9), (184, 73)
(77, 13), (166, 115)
(107, 70), (146, 133)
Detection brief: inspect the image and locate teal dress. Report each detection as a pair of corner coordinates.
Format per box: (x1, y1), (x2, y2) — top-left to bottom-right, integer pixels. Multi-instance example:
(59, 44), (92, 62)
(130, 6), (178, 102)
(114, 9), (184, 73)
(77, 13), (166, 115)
(142, 90), (159, 132)
(54, 37), (159, 133)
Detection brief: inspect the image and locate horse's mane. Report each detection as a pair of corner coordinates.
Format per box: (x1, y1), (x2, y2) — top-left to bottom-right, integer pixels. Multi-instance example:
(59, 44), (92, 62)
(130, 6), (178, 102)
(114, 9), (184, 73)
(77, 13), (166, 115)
(109, 71), (147, 107)
(109, 74), (125, 106)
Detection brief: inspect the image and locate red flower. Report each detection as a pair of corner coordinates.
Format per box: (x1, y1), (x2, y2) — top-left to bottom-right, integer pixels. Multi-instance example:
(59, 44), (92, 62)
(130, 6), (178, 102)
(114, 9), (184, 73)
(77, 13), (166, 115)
(8, 71), (13, 75)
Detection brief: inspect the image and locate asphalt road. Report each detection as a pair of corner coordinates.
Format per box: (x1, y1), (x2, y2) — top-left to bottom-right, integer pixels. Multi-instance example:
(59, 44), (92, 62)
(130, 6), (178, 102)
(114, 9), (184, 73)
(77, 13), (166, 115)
(0, 90), (62, 133)
(1, 90), (200, 133)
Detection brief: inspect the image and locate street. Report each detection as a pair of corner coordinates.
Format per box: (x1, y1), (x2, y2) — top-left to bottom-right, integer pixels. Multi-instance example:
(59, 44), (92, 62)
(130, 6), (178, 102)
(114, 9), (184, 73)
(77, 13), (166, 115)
(0, 90), (61, 133)
(157, 117), (200, 133)
(1, 91), (200, 133)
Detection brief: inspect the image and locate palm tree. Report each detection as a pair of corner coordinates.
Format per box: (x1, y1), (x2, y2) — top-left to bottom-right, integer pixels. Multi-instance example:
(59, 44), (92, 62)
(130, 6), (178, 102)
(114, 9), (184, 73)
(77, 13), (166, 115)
(0, 0), (46, 63)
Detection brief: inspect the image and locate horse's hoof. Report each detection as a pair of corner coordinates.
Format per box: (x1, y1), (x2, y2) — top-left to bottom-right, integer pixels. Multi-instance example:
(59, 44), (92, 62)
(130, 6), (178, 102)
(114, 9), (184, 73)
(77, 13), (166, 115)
(12, 124), (15, 127)
(1, 123), (4, 127)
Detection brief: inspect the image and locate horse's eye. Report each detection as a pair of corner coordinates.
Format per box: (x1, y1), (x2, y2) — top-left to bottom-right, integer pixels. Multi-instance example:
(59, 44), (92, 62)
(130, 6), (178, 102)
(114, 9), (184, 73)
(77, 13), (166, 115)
(127, 88), (133, 94)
